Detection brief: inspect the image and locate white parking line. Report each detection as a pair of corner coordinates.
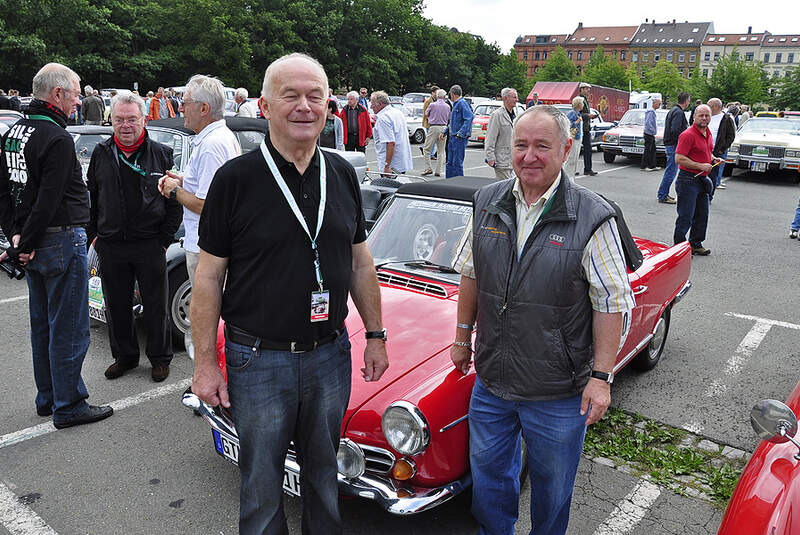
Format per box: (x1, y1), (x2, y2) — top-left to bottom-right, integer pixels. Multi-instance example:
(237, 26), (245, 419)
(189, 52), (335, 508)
(0, 378), (191, 450)
(0, 296), (27, 306)
(596, 165), (632, 175)
(593, 479), (661, 535)
(0, 481), (58, 535)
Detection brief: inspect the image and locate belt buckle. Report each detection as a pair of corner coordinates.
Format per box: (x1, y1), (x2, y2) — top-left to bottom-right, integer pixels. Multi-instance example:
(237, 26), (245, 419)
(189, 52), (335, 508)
(290, 342), (306, 354)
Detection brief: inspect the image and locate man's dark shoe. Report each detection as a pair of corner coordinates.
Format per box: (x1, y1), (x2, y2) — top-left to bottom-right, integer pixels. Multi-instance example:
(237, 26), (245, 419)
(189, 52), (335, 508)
(53, 405), (113, 429)
(152, 364), (170, 382)
(691, 247), (711, 256)
(37, 406), (53, 417)
(585, 170), (598, 176)
(658, 196), (677, 204)
(104, 361), (138, 379)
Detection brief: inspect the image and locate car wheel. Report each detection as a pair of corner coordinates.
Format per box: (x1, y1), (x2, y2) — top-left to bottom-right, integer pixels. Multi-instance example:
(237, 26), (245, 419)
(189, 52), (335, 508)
(168, 265), (192, 348)
(603, 152), (616, 164)
(412, 222), (439, 261)
(631, 307), (670, 371)
(413, 129), (425, 144)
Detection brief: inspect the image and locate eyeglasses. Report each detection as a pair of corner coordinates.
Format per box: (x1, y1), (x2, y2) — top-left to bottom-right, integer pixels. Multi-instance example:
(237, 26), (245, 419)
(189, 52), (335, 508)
(112, 117), (142, 126)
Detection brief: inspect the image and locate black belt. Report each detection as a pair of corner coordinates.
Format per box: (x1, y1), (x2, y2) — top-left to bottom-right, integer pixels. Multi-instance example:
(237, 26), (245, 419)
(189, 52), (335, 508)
(224, 324), (343, 354)
(45, 224), (86, 233)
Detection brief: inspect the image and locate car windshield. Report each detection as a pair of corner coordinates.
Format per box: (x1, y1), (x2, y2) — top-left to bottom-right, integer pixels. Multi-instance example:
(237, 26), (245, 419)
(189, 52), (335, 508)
(235, 130), (266, 152)
(148, 128), (185, 169)
(69, 133), (111, 181)
(402, 94), (427, 104)
(474, 104), (499, 116)
(738, 118), (800, 135)
(366, 195), (471, 282)
(618, 109), (667, 128)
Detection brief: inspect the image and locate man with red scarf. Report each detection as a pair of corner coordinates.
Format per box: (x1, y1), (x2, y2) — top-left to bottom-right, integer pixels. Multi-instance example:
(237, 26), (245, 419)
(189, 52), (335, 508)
(87, 90), (182, 382)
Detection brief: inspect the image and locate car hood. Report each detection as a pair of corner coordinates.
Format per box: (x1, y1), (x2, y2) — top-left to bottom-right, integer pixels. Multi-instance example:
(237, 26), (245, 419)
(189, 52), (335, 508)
(734, 133), (800, 148)
(343, 279), (458, 422)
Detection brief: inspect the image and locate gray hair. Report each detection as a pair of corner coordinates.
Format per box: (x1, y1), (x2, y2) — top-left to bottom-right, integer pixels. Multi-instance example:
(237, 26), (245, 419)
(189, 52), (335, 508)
(346, 90), (359, 100)
(707, 98), (722, 110)
(261, 53), (328, 100)
(84, 85), (93, 95)
(235, 87), (248, 99)
(516, 105), (571, 147)
(449, 84), (463, 97)
(571, 96), (584, 110)
(371, 91), (390, 105)
(32, 63), (80, 99)
(500, 87), (516, 99)
(185, 74), (226, 120)
(436, 89), (446, 99)
(110, 90), (146, 117)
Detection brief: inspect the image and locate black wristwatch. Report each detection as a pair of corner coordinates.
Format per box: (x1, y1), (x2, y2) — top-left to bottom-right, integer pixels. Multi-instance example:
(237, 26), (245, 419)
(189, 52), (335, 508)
(590, 370), (614, 384)
(365, 328), (387, 342)
(169, 186), (179, 200)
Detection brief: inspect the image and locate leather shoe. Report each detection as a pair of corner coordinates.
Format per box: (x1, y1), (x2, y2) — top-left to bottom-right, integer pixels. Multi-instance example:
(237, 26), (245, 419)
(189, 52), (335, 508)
(658, 196), (677, 204)
(152, 364), (170, 382)
(421, 169), (433, 176)
(585, 170), (598, 176)
(691, 247), (711, 256)
(105, 361), (138, 379)
(53, 405), (113, 429)
(37, 406), (52, 417)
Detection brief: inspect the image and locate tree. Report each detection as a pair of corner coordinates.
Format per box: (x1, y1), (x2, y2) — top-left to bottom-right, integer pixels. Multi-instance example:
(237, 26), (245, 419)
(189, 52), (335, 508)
(535, 46), (576, 82)
(643, 60), (687, 104)
(686, 66), (709, 103)
(487, 49), (528, 96)
(625, 62), (644, 92)
(582, 46), (628, 89)
(706, 47), (767, 105)
(771, 66), (800, 110)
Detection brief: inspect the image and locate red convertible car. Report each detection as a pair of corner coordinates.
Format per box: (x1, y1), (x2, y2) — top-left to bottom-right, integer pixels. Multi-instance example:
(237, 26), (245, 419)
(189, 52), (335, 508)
(717, 381), (800, 535)
(182, 176), (693, 514)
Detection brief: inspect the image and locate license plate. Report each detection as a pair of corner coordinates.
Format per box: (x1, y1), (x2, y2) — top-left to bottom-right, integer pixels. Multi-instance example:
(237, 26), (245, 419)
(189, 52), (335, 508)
(211, 430), (301, 496)
(623, 147), (645, 154)
(750, 161), (767, 172)
(88, 276), (106, 321)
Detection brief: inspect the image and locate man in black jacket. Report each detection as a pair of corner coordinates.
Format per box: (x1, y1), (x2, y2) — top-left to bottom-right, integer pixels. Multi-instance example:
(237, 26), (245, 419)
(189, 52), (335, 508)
(87, 90), (182, 382)
(0, 63), (113, 428)
(657, 92), (690, 204)
(712, 104), (737, 189)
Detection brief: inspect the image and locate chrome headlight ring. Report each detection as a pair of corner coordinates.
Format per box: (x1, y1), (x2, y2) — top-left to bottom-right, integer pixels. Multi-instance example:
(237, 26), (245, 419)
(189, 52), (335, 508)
(382, 400), (431, 456)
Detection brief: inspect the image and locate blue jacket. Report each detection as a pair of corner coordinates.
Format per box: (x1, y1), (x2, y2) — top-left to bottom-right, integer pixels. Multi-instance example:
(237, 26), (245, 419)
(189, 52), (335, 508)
(567, 110), (583, 141)
(644, 108), (657, 136)
(446, 98), (474, 139)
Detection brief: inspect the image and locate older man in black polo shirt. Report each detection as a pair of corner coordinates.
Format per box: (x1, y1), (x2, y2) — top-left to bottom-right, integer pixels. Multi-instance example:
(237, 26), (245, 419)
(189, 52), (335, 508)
(191, 53), (389, 534)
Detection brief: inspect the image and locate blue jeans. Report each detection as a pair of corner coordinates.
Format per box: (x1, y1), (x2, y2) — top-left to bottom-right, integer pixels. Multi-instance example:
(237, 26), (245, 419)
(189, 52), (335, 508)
(791, 198), (800, 230)
(25, 227), (90, 421)
(469, 377), (586, 535)
(673, 176), (709, 248)
(446, 135), (468, 178)
(658, 145), (678, 200)
(225, 330), (352, 535)
(713, 150), (728, 187)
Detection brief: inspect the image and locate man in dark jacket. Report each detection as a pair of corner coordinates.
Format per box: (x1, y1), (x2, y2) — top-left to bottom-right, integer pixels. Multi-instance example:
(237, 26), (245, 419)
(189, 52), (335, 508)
(0, 63), (114, 429)
(339, 90), (372, 152)
(657, 92), (690, 204)
(87, 90), (182, 382)
(81, 85), (104, 125)
(712, 104), (737, 189)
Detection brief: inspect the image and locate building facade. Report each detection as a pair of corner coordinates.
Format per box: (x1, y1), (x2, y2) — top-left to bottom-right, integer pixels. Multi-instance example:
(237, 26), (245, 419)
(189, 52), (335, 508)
(628, 20), (713, 78)
(760, 34), (800, 78)
(562, 23), (638, 72)
(699, 31), (767, 78)
(515, 34), (569, 77)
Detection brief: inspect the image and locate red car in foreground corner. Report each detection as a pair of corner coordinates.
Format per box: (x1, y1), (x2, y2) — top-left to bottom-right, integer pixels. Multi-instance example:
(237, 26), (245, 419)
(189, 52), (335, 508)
(182, 176), (693, 515)
(717, 381), (800, 535)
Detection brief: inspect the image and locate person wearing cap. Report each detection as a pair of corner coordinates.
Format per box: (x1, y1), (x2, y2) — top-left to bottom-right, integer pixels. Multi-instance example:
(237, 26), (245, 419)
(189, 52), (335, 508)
(527, 91), (542, 108)
(579, 83), (597, 176)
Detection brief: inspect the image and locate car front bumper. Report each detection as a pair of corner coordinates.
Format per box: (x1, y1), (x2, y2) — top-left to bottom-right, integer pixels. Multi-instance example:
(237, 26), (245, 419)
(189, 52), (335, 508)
(181, 388), (470, 515)
(725, 154), (800, 172)
(600, 143), (666, 157)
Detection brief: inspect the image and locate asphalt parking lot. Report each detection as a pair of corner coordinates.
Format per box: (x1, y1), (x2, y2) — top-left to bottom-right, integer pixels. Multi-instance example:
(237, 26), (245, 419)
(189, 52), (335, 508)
(1, 140), (799, 534)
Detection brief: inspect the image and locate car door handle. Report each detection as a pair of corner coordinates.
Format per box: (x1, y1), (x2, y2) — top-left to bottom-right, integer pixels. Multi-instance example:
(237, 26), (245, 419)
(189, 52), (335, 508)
(633, 285), (648, 296)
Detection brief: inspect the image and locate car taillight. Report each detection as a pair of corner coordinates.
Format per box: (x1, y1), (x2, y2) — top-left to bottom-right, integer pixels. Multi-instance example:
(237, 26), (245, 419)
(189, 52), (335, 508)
(482, 124), (487, 130)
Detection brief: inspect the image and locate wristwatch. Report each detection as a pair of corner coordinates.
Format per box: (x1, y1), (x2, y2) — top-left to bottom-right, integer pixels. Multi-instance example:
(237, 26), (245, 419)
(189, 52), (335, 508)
(365, 328), (387, 342)
(169, 186), (179, 200)
(590, 370), (614, 384)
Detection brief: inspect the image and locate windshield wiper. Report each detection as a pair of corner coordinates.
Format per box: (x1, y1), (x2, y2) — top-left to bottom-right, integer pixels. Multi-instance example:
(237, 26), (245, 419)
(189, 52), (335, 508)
(374, 259), (458, 274)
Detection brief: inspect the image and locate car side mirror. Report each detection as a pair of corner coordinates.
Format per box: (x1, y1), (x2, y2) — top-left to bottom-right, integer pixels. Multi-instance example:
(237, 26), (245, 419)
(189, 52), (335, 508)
(613, 121), (619, 126)
(751, 400), (800, 457)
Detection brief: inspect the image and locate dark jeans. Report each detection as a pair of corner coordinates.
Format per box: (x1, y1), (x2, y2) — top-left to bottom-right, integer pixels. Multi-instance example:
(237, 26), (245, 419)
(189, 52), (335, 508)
(25, 227), (90, 421)
(345, 140), (365, 153)
(226, 330), (352, 534)
(642, 133), (657, 169)
(658, 145), (678, 200)
(582, 131), (593, 172)
(96, 239), (172, 366)
(674, 175), (710, 248)
(446, 135), (468, 178)
(713, 150), (728, 187)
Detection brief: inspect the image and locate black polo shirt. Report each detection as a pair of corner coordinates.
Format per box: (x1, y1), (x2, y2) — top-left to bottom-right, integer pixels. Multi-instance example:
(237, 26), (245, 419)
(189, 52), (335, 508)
(198, 137), (366, 342)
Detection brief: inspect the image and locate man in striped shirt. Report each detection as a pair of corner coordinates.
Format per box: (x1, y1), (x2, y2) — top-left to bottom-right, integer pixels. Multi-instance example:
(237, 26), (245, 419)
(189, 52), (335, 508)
(449, 105), (634, 535)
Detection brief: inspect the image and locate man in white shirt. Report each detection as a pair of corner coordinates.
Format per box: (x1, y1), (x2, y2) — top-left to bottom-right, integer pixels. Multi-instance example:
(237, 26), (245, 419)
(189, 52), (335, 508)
(707, 98), (724, 145)
(158, 74), (240, 283)
(370, 90), (413, 176)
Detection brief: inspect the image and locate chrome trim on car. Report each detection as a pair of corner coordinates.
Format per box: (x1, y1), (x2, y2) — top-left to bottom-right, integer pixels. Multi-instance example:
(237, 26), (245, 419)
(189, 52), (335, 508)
(383, 400), (432, 455)
(377, 271), (448, 298)
(613, 334), (654, 374)
(439, 414), (468, 433)
(672, 280), (692, 307)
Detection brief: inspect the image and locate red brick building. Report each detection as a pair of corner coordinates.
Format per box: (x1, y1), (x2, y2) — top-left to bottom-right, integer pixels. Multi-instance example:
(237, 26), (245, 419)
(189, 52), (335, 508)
(514, 34), (569, 78)
(562, 24), (639, 73)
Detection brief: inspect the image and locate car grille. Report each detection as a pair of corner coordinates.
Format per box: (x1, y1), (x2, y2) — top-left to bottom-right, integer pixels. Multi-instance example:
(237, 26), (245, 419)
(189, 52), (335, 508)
(287, 442), (395, 475)
(739, 145), (785, 158)
(377, 271), (448, 298)
(619, 136), (640, 147)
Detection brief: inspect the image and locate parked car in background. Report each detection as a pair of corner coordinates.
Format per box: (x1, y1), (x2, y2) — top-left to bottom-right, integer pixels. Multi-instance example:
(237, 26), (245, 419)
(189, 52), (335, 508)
(723, 118), (800, 179)
(0, 110), (23, 131)
(368, 103), (426, 144)
(469, 101), (527, 144)
(553, 104), (616, 150)
(600, 108), (669, 164)
(755, 111), (784, 118)
(717, 381), (800, 535)
(182, 175), (693, 515)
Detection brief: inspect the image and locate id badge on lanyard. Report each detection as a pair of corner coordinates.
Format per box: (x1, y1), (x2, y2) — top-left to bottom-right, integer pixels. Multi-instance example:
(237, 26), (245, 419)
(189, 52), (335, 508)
(259, 141), (329, 322)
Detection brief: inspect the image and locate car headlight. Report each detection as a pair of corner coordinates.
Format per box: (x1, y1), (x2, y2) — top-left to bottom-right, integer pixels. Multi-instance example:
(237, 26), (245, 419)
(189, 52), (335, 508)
(786, 149), (799, 158)
(729, 144), (739, 154)
(603, 134), (619, 144)
(382, 401), (431, 455)
(336, 438), (365, 479)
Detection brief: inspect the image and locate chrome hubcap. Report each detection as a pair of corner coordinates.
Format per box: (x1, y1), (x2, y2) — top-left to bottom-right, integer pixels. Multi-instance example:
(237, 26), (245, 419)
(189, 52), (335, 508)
(171, 280), (192, 334)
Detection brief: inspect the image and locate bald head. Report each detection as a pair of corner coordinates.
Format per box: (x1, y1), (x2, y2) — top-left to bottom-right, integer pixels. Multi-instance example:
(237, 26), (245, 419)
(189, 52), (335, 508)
(653, 98), (661, 109)
(693, 104), (712, 129)
(32, 63), (80, 100)
(261, 53), (328, 100)
(707, 98), (722, 113)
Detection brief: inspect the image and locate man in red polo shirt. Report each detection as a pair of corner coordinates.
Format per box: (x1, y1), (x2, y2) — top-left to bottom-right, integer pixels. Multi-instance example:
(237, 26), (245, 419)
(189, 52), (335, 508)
(673, 104), (722, 256)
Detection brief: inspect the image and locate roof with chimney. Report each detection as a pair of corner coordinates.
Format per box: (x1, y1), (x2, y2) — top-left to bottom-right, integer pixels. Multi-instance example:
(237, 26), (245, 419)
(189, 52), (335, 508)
(702, 33), (767, 46)
(565, 24), (639, 46)
(630, 20), (713, 47)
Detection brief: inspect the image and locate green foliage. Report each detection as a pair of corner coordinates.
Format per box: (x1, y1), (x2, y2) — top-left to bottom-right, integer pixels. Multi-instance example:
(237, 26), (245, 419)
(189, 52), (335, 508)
(625, 63), (643, 91)
(706, 47), (767, 105)
(687, 66), (709, 103)
(488, 49), (529, 97)
(643, 60), (687, 103)
(535, 46), (577, 82)
(582, 46), (628, 90)
(771, 66), (800, 110)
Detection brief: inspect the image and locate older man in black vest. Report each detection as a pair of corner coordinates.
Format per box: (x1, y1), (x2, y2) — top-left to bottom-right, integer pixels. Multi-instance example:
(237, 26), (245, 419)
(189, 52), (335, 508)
(451, 105), (634, 535)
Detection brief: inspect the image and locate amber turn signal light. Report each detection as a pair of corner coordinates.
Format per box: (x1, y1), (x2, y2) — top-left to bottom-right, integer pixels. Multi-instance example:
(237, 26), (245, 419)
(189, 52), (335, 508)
(392, 458), (417, 481)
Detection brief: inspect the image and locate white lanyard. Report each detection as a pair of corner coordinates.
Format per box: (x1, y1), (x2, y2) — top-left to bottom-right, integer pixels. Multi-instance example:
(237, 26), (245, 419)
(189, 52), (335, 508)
(260, 140), (327, 290)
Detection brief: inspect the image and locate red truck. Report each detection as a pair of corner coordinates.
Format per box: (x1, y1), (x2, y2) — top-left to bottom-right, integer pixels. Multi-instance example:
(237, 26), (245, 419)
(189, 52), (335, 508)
(526, 82), (629, 122)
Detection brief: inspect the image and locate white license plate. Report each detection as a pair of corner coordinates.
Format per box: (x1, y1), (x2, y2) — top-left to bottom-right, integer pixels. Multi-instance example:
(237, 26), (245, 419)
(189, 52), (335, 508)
(623, 147), (645, 154)
(750, 161), (767, 172)
(211, 430), (301, 496)
(88, 306), (106, 322)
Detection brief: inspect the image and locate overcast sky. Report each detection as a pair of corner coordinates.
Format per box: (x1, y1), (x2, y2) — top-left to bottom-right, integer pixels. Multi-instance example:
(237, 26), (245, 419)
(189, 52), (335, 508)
(422, 0), (799, 52)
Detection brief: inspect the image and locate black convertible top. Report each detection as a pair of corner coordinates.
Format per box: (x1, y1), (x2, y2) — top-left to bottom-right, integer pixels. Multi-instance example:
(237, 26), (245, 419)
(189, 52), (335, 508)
(395, 175), (497, 202)
(148, 116), (269, 135)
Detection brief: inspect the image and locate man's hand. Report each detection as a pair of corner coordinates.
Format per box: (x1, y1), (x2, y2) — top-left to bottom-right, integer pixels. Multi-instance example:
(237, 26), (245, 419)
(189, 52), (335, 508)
(158, 171), (182, 198)
(361, 340), (388, 382)
(487, 160), (496, 168)
(192, 362), (230, 408)
(450, 345), (472, 375)
(580, 378), (611, 425)
(439, 133), (446, 141)
(382, 164), (393, 178)
(4, 234), (34, 265)
(699, 162), (713, 174)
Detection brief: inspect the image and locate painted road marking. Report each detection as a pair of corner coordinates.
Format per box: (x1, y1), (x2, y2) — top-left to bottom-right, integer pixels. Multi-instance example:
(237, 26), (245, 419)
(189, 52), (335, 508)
(597, 165), (632, 175)
(0, 481), (59, 535)
(593, 479), (661, 535)
(0, 296), (27, 306)
(0, 379), (191, 450)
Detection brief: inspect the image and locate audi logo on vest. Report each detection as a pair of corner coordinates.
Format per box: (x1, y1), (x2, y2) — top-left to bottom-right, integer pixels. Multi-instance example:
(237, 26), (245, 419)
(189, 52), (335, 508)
(549, 233), (565, 246)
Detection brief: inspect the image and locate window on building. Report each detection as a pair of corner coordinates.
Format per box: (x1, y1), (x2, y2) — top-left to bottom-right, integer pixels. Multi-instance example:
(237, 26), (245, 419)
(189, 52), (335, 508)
(543, 51), (548, 60)
(577, 51), (582, 60)
(632, 52), (638, 61)
(667, 52), (673, 61)
(776, 53), (782, 63)
(568, 51), (573, 59)
(654, 51), (660, 61)
(789, 53), (795, 63)
(703, 69), (709, 77)
(643, 52), (649, 61)
(745, 52), (754, 61)
(523, 51), (528, 60)
(535, 51), (540, 60)
(679, 53), (685, 62)
(621, 51), (626, 60)
(704, 51), (711, 60)
(690, 53), (696, 63)
(714, 52), (720, 60)
(534, 66), (539, 73)
(764, 53), (770, 62)
(775, 70), (781, 77)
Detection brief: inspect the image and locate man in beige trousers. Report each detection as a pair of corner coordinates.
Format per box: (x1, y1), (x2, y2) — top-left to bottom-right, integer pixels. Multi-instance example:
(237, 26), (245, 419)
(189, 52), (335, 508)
(485, 87), (518, 180)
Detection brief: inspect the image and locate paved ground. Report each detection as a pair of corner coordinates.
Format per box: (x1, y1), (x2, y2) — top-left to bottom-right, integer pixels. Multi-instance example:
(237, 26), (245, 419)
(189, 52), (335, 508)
(1, 141), (799, 534)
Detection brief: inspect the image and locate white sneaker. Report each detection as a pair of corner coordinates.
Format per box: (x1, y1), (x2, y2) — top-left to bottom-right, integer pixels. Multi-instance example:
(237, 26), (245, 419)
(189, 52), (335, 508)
(790, 229), (798, 239)
(716, 184), (727, 190)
